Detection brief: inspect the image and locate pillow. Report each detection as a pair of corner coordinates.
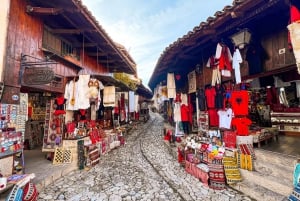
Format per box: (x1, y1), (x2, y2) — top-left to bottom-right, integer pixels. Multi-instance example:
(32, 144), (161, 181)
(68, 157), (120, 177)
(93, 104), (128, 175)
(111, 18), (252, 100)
(22, 182), (38, 201)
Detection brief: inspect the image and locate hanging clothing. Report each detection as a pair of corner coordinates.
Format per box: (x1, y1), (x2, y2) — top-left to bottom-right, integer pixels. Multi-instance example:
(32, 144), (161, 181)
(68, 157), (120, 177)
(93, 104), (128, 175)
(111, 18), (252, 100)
(77, 74), (91, 109)
(181, 93), (188, 105)
(64, 79), (79, 111)
(232, 117), (252, 136)
(173, 102), (181, 122)
(129, 91), (135, 113)
(215, 84), (225, 109)
(232, 48), (243, 84)
(206, 55), (219, 69)
(291, 3), (300, 23)
(167, 73), (176, 99)
(103, 86), (116, 107)
(211, 68), (221, 86)
(181, 104), (190, 135)
(205, 87), (216, 109)
(180, 104), (189, 122)
(188, 71), (197, 94)
(230, 90), (249, 116)
(208, 109), (219, 127)
(218, 108), (234, 129)
(54, 96), (66, 115)
(197, 88), (206, 111)
(207, 55), (221, 86)
(215, 43), (233, 71)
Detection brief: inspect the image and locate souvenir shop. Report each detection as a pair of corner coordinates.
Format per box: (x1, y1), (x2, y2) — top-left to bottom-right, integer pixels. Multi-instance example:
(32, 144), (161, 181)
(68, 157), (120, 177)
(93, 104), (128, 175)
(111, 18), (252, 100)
(31, 74), (139, 168)
(0, 73), (139, 194)
(159, 38), (293, 190)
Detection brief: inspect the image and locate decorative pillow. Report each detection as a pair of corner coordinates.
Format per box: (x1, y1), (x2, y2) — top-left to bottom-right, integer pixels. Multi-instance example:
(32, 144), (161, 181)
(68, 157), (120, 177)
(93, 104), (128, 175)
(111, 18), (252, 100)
(6, 185), (23, 201)
(22, 182), (38, 201)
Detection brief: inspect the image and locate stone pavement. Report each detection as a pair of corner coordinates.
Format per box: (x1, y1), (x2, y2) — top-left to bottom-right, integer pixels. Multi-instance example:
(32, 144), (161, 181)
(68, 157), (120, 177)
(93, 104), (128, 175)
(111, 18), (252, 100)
(37, 112), (254, 201)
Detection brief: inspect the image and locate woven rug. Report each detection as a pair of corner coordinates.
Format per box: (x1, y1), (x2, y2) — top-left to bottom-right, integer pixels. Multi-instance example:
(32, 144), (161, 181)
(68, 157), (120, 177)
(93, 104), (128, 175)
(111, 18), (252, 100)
(237, 153), (253, 171)
(223, 156), (242, 184)
(208, 163), (225, 189)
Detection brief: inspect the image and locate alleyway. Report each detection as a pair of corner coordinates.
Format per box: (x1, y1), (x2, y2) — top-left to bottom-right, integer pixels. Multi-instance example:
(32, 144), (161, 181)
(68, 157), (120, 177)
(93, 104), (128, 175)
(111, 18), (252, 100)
(38, 112), (253, 201)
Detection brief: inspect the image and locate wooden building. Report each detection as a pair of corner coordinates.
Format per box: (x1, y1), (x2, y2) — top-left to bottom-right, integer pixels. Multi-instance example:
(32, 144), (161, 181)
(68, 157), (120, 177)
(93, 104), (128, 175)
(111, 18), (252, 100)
(148, 0), (300, 199)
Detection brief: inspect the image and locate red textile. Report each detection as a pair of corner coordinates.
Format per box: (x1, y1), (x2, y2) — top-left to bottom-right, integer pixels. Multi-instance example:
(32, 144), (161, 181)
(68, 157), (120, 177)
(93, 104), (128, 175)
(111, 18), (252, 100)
(180, 104), (189, 122)
(208, 109), (219, 127)
(205, 87), (216, 108)
(223, 130), (237, 148)
(291, 5), (300, 23)
(230, 90), (249, 116)
(219, 45), (232, 70)
(231, 117), (252, 136)
(188, 95), (193, 124)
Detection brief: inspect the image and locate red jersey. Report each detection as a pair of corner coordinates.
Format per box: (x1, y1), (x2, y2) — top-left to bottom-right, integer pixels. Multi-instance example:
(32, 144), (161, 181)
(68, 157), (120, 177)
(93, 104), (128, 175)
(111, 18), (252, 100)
(230, 90), (249, 116)
(180, 104), (189, 122)
(208, 109), (219, 127)
(205, 87), (216, 108)
(232, 117), (252, 136)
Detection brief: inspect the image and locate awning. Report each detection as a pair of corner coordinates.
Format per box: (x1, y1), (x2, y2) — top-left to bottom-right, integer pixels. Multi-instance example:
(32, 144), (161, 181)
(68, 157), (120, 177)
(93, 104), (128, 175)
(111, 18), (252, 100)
(92, 74), (132, 92)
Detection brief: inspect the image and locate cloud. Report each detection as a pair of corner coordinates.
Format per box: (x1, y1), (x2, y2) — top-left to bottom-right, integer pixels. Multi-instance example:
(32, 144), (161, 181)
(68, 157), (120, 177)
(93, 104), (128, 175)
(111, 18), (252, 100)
(82, 0), (232, 86)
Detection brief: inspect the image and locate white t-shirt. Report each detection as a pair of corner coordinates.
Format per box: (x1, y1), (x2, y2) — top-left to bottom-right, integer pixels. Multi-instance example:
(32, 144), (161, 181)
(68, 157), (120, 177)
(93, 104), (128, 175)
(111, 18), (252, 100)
(232, 49), (243, 84)
(218, 108), (234, 129)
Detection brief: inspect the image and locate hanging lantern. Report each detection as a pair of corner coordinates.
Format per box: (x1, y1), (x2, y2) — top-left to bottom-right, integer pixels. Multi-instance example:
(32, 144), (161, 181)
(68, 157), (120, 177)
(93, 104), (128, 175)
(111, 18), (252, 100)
(230, 28), (252, 49)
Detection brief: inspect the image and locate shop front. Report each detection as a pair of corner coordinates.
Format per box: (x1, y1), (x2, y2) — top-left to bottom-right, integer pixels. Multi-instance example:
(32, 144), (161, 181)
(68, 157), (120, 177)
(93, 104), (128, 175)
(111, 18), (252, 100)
(149, 0), (300, 200)
(0, 0), (139, 198)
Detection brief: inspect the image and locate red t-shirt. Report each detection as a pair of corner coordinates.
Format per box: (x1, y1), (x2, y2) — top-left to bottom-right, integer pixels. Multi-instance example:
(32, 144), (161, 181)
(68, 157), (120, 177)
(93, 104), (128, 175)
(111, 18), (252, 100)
(291, 5), (300, 23)
(208, 109), (219, 127)
(205, 87), (216, 108)
(231, 117), (252, 136)
(180, 104), (189, 122)
(230, 90), (249, 116)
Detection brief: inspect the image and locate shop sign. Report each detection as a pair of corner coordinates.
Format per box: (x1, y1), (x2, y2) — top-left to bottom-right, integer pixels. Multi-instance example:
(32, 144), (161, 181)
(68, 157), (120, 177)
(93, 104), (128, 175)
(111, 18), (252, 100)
(22, 67), (55, 85)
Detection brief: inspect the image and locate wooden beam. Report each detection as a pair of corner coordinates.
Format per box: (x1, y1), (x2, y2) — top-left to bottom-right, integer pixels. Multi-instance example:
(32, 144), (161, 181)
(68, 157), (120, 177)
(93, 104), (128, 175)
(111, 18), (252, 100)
(86, 52), (108, 57)
(50, 29), (97, 34)
(26, 5), (62, 15)
(73, 43), (98, 48)
(98, 60), (115, 63)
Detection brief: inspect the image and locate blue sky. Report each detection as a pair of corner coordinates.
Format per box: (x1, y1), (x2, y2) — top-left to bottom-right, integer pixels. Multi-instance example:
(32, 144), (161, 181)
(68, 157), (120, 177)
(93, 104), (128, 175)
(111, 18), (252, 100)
(82, 0), (233, 87)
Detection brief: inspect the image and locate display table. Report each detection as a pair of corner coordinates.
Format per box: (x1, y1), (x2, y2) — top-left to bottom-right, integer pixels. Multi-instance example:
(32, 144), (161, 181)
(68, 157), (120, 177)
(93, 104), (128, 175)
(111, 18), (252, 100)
(250, 127), (279, 147)
(185, 160), (209, 186)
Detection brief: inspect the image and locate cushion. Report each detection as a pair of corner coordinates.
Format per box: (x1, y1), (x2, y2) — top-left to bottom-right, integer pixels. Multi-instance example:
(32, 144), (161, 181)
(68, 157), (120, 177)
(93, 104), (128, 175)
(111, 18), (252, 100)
(22, 182), (38, 201)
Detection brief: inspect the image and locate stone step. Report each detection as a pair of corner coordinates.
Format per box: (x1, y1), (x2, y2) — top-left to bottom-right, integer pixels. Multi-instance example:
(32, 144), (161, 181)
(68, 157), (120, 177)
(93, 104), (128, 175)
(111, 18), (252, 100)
(253, 149), (296, 188)
(231, 149), (297, 200)
(231, 179), (288, 201)
(239, 168), (292, 197)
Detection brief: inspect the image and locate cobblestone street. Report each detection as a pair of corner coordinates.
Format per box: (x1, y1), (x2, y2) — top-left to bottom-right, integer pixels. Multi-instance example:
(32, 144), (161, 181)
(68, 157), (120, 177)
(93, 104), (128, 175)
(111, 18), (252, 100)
(38, 112), (253, 201)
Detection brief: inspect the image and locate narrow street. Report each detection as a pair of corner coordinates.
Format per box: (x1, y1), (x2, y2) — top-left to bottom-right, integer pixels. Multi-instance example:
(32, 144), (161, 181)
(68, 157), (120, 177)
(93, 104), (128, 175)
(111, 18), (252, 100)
(38, 112), (253, 201)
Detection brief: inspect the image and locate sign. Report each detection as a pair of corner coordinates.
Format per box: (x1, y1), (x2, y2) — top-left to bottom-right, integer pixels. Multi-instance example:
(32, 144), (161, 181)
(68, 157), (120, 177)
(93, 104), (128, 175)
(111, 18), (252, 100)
(22, 67), (55, 85)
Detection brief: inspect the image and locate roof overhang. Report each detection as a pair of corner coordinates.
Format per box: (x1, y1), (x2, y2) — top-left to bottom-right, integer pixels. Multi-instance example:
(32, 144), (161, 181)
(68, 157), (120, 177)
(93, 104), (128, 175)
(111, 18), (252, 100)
(148, 0), (288, 90)
(26, 0), (136, 75)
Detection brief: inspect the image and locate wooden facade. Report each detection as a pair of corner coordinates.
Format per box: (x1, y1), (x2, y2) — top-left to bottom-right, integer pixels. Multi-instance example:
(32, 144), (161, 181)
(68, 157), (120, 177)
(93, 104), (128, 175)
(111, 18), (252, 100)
(2, 0), (135, 104)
